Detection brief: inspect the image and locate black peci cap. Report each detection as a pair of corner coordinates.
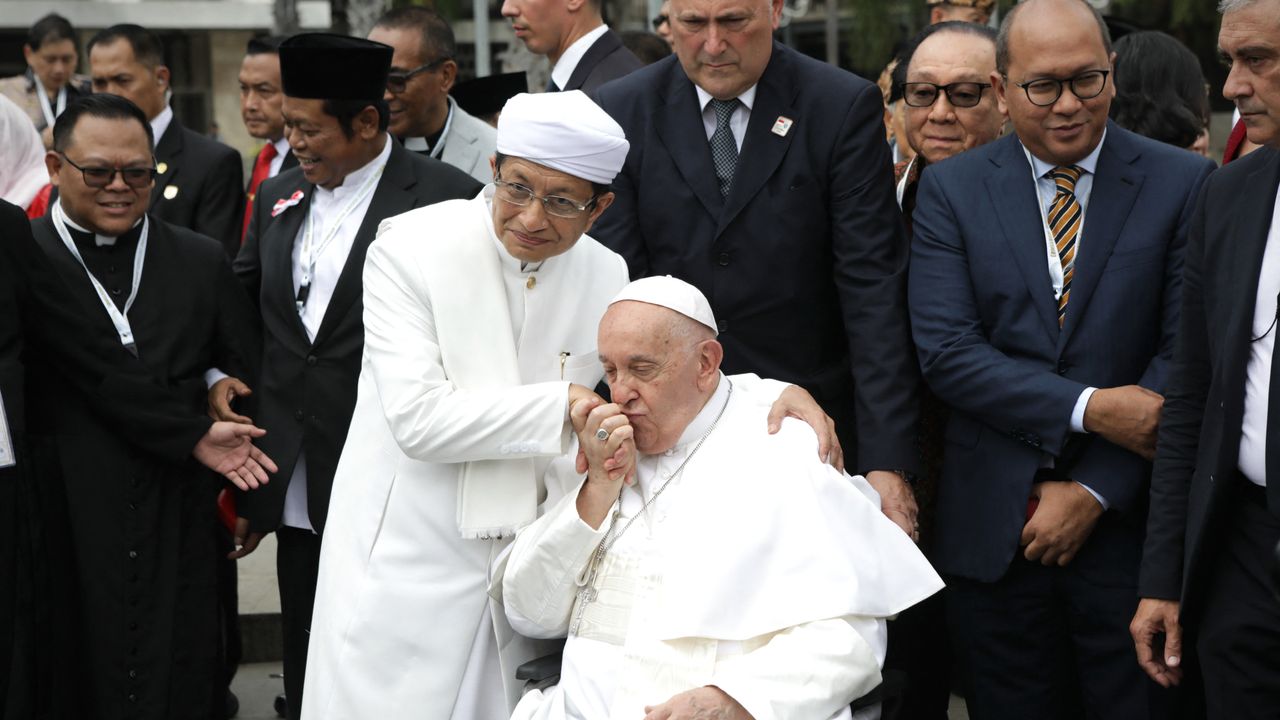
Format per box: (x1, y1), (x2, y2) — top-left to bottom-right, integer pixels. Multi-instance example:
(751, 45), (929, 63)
(452, 71), (528, 119)
(279, 33), (393, 101)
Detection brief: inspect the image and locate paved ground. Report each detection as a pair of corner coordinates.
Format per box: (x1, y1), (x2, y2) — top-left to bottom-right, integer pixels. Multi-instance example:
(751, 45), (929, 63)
(230, 661), (286, 720)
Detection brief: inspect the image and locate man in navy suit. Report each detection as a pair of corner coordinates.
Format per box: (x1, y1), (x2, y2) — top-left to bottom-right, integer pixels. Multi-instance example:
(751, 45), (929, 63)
(1132, 0), (1280, 716)
(501, 0), (641, 93)
(908, 1), (1215, 718)
(591, 0), (922, 538)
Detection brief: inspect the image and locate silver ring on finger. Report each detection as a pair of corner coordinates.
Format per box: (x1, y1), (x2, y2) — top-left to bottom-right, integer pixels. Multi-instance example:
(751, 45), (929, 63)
(595, 428), (610, 442)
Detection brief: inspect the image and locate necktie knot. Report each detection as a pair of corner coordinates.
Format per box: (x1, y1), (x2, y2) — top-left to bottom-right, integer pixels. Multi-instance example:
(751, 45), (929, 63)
(259, 142), (279, 164)
(1051, 165), (1083, 195)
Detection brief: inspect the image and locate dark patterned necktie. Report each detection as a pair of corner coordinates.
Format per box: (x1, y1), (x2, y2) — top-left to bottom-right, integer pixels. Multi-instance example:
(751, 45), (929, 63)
(1048, 165), (1084, 326)
(709, 98), (740, 198)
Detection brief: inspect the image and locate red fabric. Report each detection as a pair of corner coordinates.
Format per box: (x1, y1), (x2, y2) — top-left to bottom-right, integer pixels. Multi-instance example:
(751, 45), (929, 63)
(241, 142), (279, 243)
(1224, 118), (1249, 165)
(25, 184), (51, 219)
(217, 488), (237, 533)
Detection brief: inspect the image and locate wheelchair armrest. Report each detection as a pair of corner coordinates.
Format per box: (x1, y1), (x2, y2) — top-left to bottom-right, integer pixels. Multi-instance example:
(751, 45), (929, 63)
(516, 651), (564, 682)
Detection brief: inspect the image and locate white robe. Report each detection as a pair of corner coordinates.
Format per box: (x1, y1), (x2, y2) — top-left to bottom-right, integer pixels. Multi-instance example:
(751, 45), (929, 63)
(302, 191), (628, 719)
(502, 377), (945, 720)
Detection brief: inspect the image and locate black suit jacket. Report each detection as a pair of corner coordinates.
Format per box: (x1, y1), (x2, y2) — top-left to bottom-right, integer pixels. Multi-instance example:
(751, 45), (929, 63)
(234, 140), (481, 534)
(591, 44), (919, 474)
(152, 116), (246, 259)
(1140, 147), (1280, 621)
(564, 28), (643, 94)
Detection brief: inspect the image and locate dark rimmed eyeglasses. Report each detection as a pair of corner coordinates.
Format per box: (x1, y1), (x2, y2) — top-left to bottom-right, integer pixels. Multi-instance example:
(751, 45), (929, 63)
(1013, 69), (1110, 107)
(900, 81), (992, 109)
(652, 14), (670, 30)
(386, 57), (452, 93)
(494, 178), (598, 219)
(59, 153), (157, 189)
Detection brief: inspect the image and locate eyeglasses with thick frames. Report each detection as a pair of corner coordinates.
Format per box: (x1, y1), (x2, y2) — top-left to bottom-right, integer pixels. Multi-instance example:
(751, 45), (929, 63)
(59, 153), (157, 189)
(494, 178), (598, 219)
(386, 57), (452, 93)
(1014, 69), (1110, 107)
(900, 81), (992, 108)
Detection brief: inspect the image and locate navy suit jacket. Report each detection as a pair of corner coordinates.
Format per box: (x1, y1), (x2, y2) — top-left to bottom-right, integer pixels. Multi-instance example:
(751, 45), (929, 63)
(591, 44), (920, 475)
(564, 29), (642, 94)
(909, 124), (1215, 582)
(1140, 147), (1280, 622)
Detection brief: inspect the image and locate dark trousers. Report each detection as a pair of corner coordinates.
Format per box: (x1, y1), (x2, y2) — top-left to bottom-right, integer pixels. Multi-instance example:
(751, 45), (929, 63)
(277, 526), (321, 720)
(215, 522), (241, 690)
(948, 556), (1169, 720)
(882, 586), (952, 720)
(1196, 485), (1280, 720)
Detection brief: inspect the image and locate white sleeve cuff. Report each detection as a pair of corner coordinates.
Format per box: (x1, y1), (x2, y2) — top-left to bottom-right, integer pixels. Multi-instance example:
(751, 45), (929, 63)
(1070, 387), (1097, 433)
(1077, 481), (1109, 510)
(204, 368), (230, 390)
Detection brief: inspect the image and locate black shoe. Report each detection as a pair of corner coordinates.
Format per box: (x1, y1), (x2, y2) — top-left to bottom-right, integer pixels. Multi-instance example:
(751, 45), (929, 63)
(225, 689), (240, 719)
(274, 693), (288, 719)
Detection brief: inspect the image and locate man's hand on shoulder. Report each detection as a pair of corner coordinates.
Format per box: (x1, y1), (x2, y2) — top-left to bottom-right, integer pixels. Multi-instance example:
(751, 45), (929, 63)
(766, 384), (843, 471)
(1083, 385), (1164, 460)
(1130, 598), (1183, 688)
(1020, 480), (1103, 566)
(208, 375), (254, 423)
(643, 686), (753, 720)
(193, 421), (278, 492)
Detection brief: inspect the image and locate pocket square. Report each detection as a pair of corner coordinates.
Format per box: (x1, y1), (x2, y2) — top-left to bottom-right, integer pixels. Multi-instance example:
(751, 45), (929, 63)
(272, 190), (305, 217)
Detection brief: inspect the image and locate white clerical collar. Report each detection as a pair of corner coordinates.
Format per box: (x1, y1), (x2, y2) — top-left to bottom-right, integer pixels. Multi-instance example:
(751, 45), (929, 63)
(662, 372), (730, 455)
(551, 23), (610, 90)
(150, 104), (174, 145)
(695, 84), (758, 114)
(484, 184), (548, 275)
(316, 133), (392, 201)
(56, 199), (142, 247)
(402, 98), (456, 156)
(1022, 127), (1106, 180)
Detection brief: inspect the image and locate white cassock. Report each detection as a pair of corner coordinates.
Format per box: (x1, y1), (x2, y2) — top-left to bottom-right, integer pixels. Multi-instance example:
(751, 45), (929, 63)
(501, 376), (946, 720)
(302, 187), (627, 719)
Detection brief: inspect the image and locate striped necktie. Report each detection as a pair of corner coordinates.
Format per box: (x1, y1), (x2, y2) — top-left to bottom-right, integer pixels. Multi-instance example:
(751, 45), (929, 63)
(1048, 165), (1083, 327)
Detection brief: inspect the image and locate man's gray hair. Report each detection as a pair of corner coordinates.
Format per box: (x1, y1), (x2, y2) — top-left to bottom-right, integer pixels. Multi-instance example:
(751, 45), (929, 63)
(1218, 0), (1257, 12)
(995, 0), (1112, 76)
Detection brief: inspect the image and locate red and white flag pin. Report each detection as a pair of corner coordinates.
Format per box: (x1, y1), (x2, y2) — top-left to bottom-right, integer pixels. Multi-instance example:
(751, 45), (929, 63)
(771, 116), (794, 137)
(272, 190), (305, 217)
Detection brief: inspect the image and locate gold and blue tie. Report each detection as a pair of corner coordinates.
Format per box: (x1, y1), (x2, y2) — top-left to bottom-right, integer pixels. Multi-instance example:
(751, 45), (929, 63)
(1048, 165), (1083, 327)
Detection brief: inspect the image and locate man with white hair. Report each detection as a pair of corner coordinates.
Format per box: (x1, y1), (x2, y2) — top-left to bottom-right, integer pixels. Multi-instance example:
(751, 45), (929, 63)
(502, 276), (944, 720)
(302, 91), (840, 719)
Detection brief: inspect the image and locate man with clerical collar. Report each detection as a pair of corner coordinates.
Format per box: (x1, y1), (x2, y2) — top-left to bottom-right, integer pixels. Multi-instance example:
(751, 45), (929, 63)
(502, 0), (642, 93)
(239, 35), (297, 242)
(302, 90), (843, 719)
(369, 6), (497, 183)
(87, 24), (245, 259)
(501, 276), (944, 720)
(219, 32), (480, 720)
(26, 92), (265, 720)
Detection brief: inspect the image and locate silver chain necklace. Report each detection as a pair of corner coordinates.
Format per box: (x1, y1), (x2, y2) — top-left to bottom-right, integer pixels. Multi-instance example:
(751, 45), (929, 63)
(569, 378), (734, 636)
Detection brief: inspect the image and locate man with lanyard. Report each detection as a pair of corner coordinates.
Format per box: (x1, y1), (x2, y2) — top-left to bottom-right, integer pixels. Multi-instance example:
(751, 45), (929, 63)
(26, 93), (265, 720)
(0, 13), (90, 149)
(220, 33), (481, 720)
(369, 6), (497, 183)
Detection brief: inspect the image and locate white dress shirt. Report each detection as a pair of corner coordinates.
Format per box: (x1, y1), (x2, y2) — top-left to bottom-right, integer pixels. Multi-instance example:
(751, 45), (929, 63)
(1024, 135), (1107, 505)
(695, 84), (757, 152)
(550, 24), (610, 91)
(150, 104), (174, 145)
(282, 135), (393, 531)
(1238, 183), (1280, 487)
(268, 135), (291, 177)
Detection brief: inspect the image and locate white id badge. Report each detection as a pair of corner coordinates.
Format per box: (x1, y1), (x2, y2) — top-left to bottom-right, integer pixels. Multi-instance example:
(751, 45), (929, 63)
(0, 390), (14, 469)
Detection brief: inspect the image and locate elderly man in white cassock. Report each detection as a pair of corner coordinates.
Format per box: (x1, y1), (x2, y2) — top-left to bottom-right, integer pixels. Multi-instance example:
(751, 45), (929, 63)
(501, 276), (945, 720)
(302, 91), (843, 720)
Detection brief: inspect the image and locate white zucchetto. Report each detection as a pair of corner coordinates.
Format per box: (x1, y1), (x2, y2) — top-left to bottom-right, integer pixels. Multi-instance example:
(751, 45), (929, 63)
(496, 91), (630, 185)
(610, 275), (718, 336)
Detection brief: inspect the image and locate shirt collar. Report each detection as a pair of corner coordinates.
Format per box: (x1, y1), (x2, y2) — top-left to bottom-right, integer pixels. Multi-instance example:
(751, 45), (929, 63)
(150, 104), (174, 145)
(550, 24), (611, 90)
(56, 199), (143, 246)
(1023, 127), (1107, 180)
(271, 135), (291, 160)
(695, 84), (758, 114)
(316, 133), (392, 200)
(402, 99), (455, 154)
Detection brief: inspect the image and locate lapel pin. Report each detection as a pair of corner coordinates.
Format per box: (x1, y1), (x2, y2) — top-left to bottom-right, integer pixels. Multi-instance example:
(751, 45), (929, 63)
(157, 162), (168, 175)
(272, 189), (305, 217)
(163, 185), (179, 200)
(771, 116), (794, 137)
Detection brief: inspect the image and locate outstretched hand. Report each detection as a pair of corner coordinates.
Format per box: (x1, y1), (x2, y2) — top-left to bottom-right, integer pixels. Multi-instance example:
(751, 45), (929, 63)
(193, 421), (277, 491)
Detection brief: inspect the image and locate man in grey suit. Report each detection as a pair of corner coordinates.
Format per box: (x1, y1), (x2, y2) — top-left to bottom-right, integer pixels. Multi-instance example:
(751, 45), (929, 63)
(368, 7), (495, 183)
(502, 0), (641, 93)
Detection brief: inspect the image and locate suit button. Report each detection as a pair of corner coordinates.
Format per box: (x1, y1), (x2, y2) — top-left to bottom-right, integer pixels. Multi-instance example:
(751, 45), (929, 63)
(1056, 361), (1069, 375)
(128, 694), (137, 703)
(128, 669), (137, 679)
(294, 410), (304, 421)
(306, 355), (318, 366)
(128, 550), (138, 559)
(717, 252), (731, 267)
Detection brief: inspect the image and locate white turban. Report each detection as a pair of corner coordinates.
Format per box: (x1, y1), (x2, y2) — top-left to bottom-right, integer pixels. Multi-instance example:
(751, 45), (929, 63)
(610, 275), (718, 336)
(0, 94), (48, 209)
(496, 90), (629, 185)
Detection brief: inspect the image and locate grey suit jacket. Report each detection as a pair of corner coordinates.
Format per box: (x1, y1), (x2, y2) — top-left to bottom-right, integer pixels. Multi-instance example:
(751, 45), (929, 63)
(440, 98), (496, 184)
